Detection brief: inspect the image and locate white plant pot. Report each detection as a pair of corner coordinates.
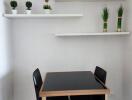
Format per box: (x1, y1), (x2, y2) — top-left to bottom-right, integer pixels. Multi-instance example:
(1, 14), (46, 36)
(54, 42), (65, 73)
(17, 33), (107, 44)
(47, 0), (55, 12)
(103, 28), (107, 32)
(26, 10), (32, 14)
(44, 9), (51, 14)
(117, 28), (122, 32)
(12, 10), (17, 14)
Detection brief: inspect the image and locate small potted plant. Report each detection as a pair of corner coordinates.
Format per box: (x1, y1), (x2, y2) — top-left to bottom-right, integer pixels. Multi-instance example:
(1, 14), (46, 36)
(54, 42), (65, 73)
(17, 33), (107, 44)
(102, 7), (109, 32)
(43, 0), (52, 14)
(25, 1), (32, 14)
(117, 5), (123, 32)
(10, 0), (18, 14)
(43, 5), (52, 14)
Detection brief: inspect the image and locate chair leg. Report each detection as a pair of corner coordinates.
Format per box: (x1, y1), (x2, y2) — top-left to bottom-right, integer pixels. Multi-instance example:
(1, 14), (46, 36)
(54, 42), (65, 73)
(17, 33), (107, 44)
(105, 94), (108, 100)
(68, 96), (71, 100)
(42, 97), (46, 100)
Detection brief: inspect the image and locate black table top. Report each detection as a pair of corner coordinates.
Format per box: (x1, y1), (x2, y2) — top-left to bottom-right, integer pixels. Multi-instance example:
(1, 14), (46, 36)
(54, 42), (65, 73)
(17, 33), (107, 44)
(43, 71), (106, 91)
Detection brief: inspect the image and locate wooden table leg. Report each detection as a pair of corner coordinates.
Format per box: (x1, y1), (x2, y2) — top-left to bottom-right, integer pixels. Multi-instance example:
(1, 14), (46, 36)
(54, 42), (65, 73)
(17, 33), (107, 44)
(42, 97), (46, 100)
(105, 94), (108, 100)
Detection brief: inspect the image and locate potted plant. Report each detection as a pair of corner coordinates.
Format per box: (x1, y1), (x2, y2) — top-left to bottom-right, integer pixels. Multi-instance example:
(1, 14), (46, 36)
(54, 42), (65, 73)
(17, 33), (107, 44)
(102, 7), (109, 32)
(43, 0), (52, 14)
(10, 0), (18, 14)
(43, 5), (52, 14)
(117, 5), (123, 32)
(25, 1), (32, 14)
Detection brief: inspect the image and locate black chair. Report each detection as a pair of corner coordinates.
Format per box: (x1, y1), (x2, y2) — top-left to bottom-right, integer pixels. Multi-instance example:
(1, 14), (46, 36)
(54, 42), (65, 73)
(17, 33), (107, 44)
(33, 68), (69, 100)
(70, 66), (107, 100)
(92, 66), (107, 100)
(94, 66), (107, 84)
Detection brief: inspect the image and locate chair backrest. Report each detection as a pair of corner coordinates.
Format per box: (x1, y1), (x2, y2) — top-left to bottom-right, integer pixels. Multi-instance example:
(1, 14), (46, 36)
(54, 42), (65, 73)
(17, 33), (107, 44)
(33, 68), (43, 100)
(94, 66), (107, 84)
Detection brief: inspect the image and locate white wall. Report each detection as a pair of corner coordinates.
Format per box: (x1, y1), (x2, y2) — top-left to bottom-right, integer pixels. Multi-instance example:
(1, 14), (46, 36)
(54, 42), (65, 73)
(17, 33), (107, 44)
(123, 0), (132, 100)
(0, 0), (13, 100)
(4, 0), (126, 100)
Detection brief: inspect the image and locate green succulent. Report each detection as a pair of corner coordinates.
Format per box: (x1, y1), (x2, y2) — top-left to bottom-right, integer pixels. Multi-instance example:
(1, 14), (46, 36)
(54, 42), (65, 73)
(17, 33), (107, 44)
(102, 7), (109, 22)
(117, 5), (124, 30)
(118, 5), (123, 17)
(10, 0), (17, 9)
(45, 0), (49, 2)
(43, 5), (52, 10)
(102, 7), (109, 30)
(26, 1), (32, 10)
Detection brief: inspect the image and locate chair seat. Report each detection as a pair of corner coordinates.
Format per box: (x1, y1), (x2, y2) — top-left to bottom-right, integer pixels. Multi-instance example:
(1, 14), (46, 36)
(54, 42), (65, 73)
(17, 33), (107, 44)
(47, 96), (69, 100)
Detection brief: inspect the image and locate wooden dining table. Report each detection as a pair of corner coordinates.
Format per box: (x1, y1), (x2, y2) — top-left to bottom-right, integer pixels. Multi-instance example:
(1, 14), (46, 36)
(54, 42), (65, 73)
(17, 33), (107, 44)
(39, 71), (110, 100)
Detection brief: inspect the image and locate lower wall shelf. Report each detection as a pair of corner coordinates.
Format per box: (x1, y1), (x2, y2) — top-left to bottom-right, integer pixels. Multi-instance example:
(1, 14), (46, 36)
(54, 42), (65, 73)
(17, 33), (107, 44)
(55, 32), (130, 36)
(3, 14), (83, 18)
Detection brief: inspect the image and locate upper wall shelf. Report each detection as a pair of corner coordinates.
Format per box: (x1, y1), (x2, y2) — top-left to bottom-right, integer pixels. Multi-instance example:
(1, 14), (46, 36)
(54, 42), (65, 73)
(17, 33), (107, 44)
(55, 0), (123, 2)
(3, 14), (83, 18)
(55, 32), (130, 36)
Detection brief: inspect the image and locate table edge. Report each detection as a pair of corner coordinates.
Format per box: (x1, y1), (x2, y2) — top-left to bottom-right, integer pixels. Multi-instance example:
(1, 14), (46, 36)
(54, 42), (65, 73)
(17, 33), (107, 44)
(39, 89), (110, 97)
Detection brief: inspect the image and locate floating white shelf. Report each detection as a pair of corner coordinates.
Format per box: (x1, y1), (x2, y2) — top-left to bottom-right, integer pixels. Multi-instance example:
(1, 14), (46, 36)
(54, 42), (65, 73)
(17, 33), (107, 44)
(55, 32), (130, 36)
(3, 14), (83, 18)
(55, 0), (123, 2)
